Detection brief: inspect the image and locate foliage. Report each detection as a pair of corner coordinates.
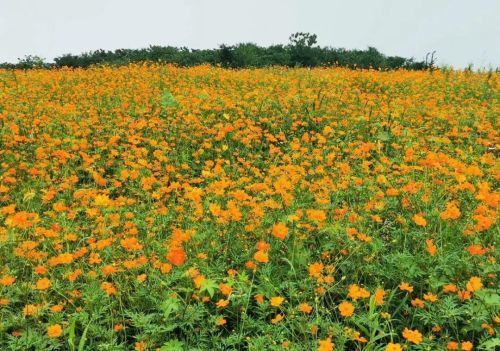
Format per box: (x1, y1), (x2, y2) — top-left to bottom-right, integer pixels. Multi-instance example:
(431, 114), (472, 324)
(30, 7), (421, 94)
(0, 33), (433, 70)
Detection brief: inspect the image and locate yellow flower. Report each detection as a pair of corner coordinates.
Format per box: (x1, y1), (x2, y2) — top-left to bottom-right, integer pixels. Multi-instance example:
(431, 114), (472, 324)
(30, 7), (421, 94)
(22, 304), (40, 316)
(466, 276), (482, 292)
(385, 343), (402, 351)
(215, 318), (227, 326)
(270, 297), (285, 307)
(216, 299), (229, 308)
(94, 194), (111, 206)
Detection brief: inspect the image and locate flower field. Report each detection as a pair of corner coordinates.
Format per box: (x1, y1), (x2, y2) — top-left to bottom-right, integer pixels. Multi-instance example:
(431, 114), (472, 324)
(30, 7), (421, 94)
(0, 65), (498, 350)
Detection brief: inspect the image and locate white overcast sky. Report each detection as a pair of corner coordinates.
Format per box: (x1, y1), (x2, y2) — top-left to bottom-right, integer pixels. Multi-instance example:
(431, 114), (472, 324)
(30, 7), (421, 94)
(0, 0), (499, 68)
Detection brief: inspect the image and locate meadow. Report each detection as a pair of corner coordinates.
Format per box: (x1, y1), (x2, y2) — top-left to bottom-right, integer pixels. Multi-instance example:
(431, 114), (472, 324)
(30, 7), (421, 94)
(0, 65), (498, 350)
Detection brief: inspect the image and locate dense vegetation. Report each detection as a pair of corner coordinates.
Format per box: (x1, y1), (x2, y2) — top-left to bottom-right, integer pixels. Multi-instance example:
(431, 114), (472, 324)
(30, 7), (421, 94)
(0, 33), (434, 70)
(0, 64), (498, 350)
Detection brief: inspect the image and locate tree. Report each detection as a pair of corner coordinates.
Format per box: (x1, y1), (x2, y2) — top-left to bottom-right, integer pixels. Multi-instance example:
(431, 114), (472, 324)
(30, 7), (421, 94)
(288, 32), (319, 67)
(16, 55), (47, 69)
(218, 44), (234, 67)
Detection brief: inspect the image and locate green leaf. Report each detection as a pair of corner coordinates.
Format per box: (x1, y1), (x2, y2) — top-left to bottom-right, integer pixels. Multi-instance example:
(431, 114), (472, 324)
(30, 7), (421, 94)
(475, 289), (500, 307)
(200, 279), (218, 298)
(478, 338), (500, 350)
(161, 297), (180, 319)
(68, 318), (76, 351)
(377, 131), (391, 141)
(161, 90), (178, 108)
(160, 340), (184, 351)
(238, 271), (249, 283)
(78, 319), (92, 351)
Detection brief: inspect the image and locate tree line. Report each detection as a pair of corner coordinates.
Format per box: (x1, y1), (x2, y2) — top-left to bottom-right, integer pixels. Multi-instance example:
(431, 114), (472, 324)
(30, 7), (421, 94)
(1, 33), (435, 70)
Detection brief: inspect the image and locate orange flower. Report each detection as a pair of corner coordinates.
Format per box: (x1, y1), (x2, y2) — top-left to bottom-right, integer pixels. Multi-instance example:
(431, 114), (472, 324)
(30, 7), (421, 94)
(256, 241), (270, 251)
(466, 244), (487, 255)
(270, 297), (285, 307)
(411, 298), (424, 308)
(35, 278), (51, 290)
(458, 290), (472, 301)
(402, 328), (422, 344)
(34, 265), (48, 275)
(425, 239), (437, 256)
(440, 202), (461, 220)
(374, 288), (386, 305)
(423, 292), (438, 302)
(0, 275), (16, 286)
(466, 276), (482, 292)
(23, 304), (40, 316)
(318, 337), (334, 351)
(306, 209), (326, 222)
(481, 323), (495, 335)
(135, 341), (146, 351)
(193, 275), (206, 289)
(255, 294), (265, 304)
(443, 283), (458, 293)
(48, 252), (74, 266)
(386, 343), (402, 351)
(309, 262), (324, 278)
(120, 237), (143, 252)
(245, 261), (256, 269)
(271, 223), (289, 240)
(399, 282), (413, 293)
(50, 304), (64, 313)
(0, 204), (16, 215)
(254, 250), (269, 263)
(5, 211), (39, 229)
(461, 341), (473, 351)
(347, 284), (370, 300)
(47, 324), (63, 338)
(215, 318), (227, 326)
(166, 246), (186, 266)
(413, 214), (427, 227)
(298, 303), (313, 314)
(216, 299), (229, 308)
(338, 301), (355, 317)
(219, 283), (232, 296)
(271, 313), (284, 324)
(101, 281), (117, 296)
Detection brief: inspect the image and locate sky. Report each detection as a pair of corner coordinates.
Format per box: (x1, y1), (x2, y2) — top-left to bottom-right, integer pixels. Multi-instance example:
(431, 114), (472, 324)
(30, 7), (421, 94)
(0, 0), (499, 68)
